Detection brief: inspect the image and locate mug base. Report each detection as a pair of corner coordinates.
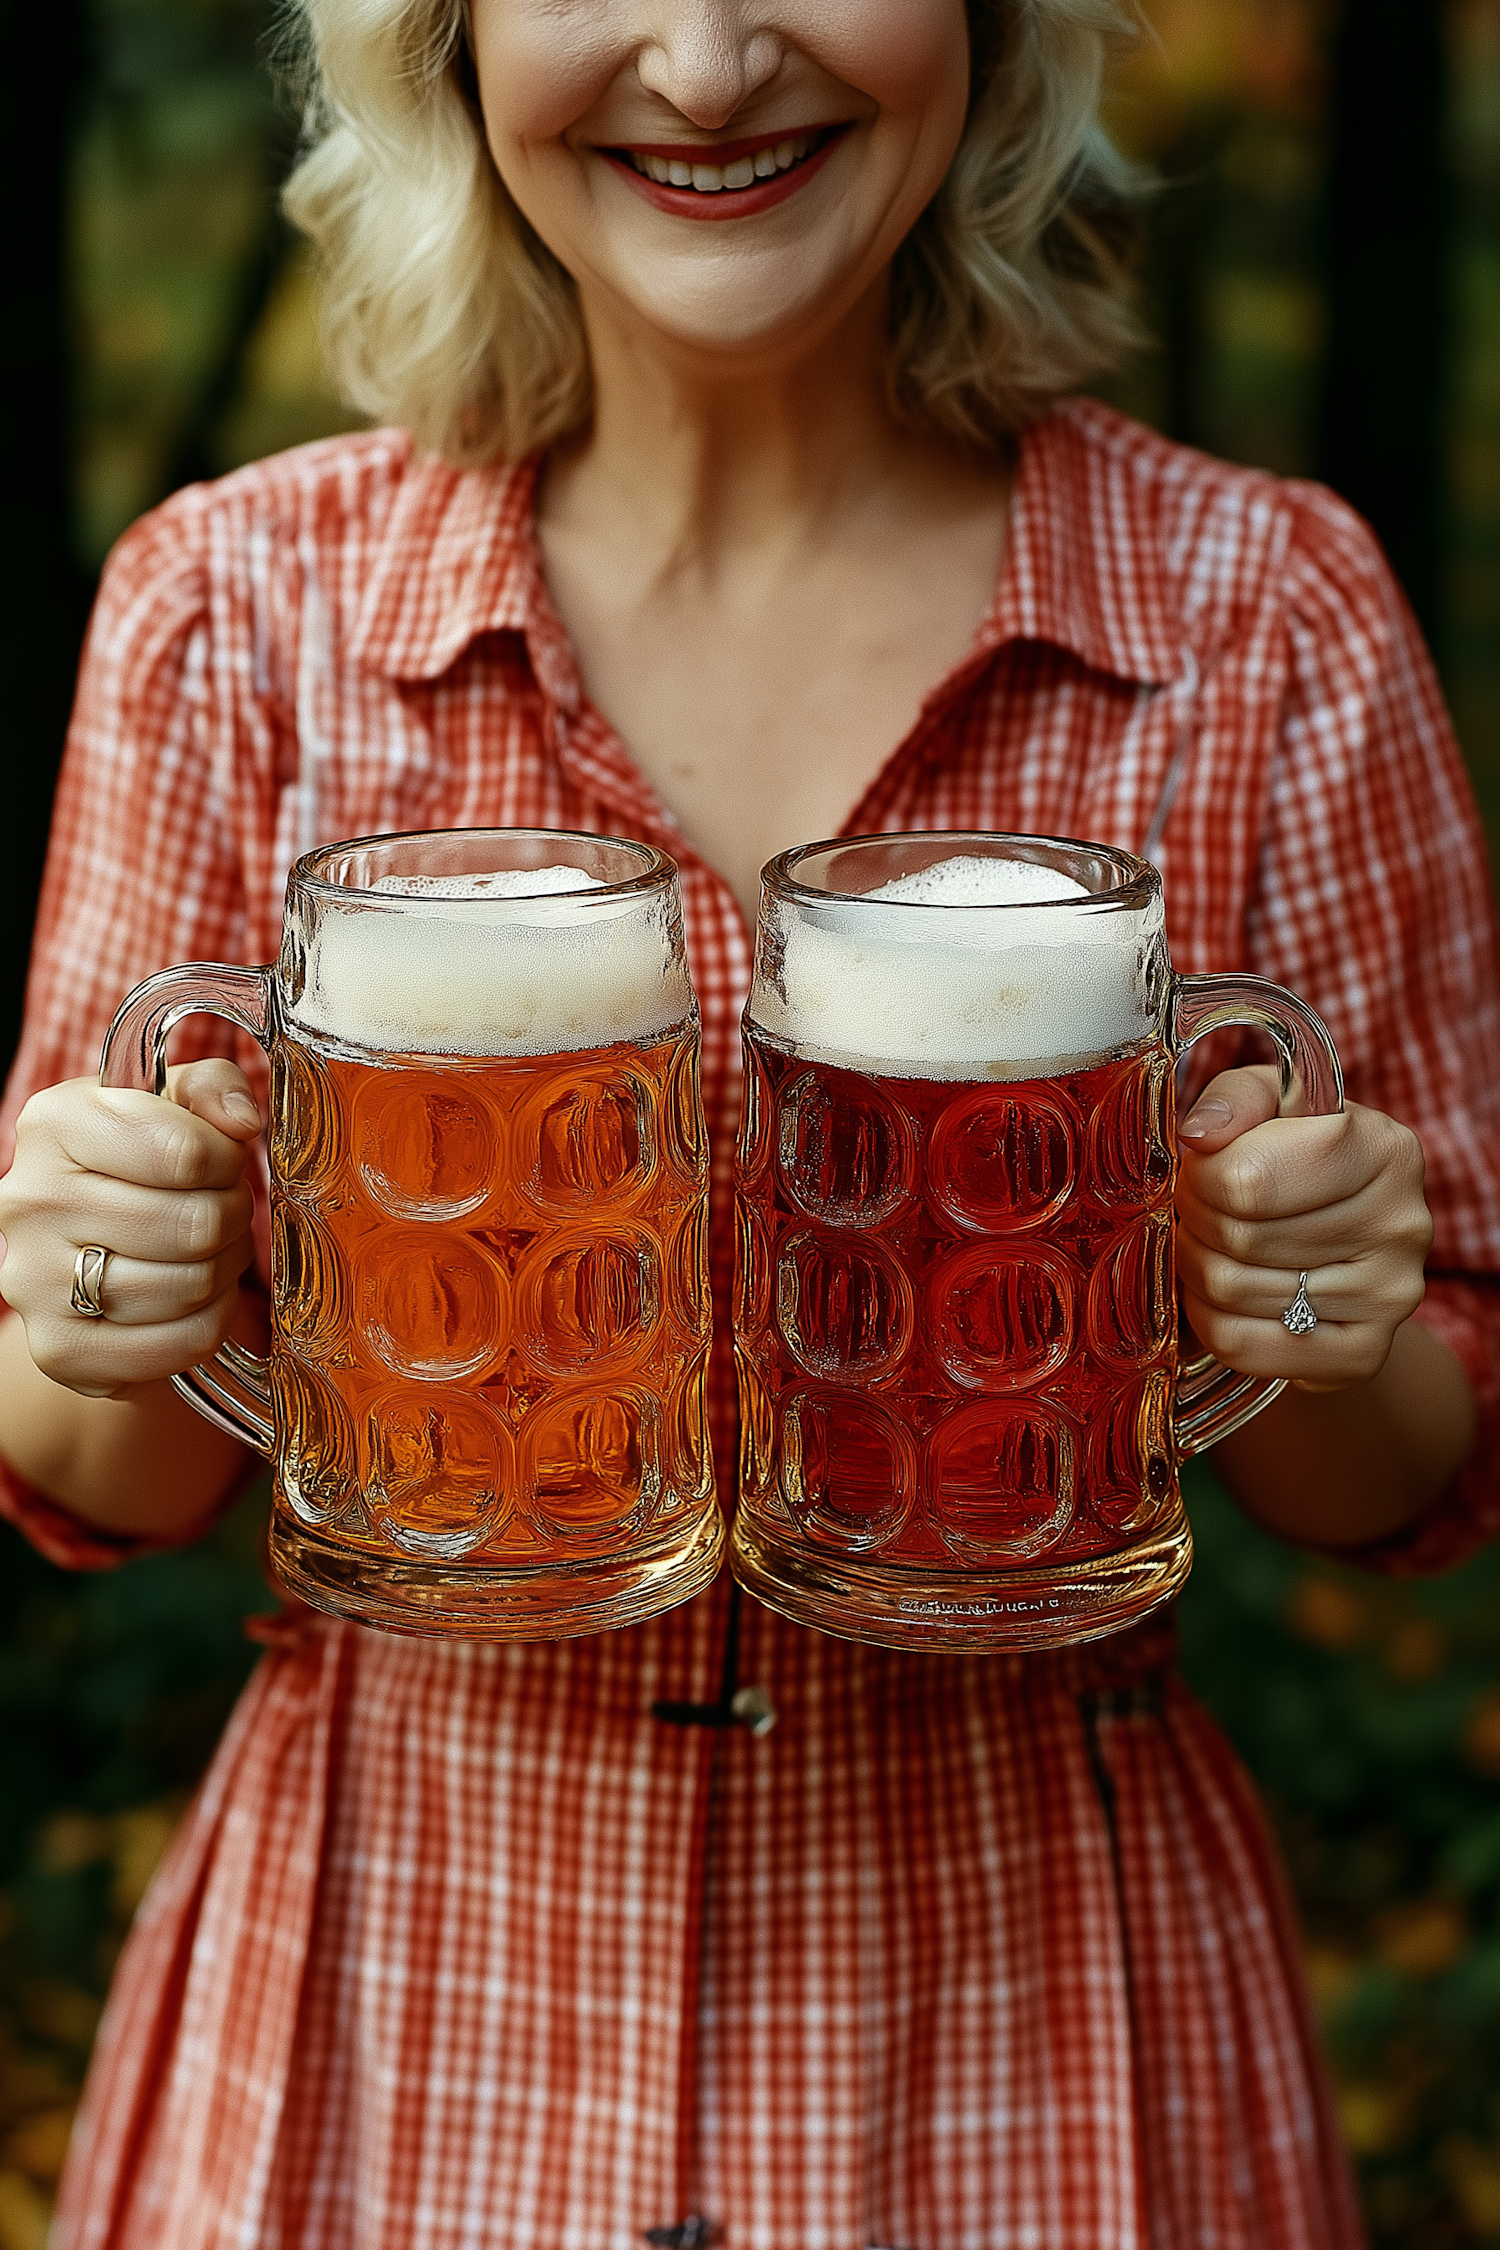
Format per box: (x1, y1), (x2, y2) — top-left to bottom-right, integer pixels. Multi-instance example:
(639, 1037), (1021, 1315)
(728, 1502), (1193, 1654)
(269, 1496), (725, 1642)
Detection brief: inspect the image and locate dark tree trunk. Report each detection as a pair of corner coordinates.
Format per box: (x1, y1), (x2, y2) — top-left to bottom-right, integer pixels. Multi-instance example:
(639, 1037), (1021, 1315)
(0, 0), (92, 1080)
(1317, 0), (1447, 635)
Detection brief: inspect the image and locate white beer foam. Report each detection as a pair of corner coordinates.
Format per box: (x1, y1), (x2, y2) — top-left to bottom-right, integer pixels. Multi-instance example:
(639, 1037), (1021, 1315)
(752, 855), (1162, 1077)
(293, 864), (691, 1056)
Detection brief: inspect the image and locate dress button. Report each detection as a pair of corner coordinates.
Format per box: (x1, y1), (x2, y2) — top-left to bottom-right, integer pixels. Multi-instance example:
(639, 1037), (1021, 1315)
(730, 1684), (778, 1736)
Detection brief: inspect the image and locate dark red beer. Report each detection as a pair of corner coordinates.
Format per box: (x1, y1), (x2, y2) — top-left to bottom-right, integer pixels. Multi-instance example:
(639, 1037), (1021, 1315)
(735, 1027), (1181, 1581)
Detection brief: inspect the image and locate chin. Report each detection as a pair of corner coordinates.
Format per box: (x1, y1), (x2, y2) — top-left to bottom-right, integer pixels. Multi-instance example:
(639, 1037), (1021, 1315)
(601, 241), (871, 365)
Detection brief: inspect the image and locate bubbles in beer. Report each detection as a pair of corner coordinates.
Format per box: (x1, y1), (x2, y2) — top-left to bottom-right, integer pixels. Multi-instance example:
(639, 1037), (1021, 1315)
(527, 1389), (659, 1542)
(930, 1245), (1074, 1393)
(367, 1390), (509, 1558)
(928, 1083), (1079, 1233)
(521, 1067), (652, 1207)
(930, 1403), (1076, 1561)
(776, 1230), (913, 1381)
(751, 851), (1164, 1076)
(520, 1231), (662, 1377)
(778, 1070), (917, 1227)
(294, 863), (691, 1059)
(780, 1390), (916, 1551)
(357, 1230), (507, 1382)
(355, 1076), (497, 1220)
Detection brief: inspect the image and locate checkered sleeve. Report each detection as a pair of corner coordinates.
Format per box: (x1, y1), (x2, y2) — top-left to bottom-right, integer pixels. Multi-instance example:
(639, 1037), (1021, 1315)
(1246, 483), (1500, 1570)
(0, 493), (254, 1569)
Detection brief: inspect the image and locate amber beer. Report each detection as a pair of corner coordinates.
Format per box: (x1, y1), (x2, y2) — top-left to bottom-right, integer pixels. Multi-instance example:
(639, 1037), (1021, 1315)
(99, 829), (722, 1638)
(731, 833), (1344, 1654)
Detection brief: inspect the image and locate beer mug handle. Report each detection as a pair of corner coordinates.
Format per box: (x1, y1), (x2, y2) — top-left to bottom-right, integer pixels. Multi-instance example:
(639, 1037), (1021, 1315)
(1170, 972), (1345, 1456)
(98, 962), (278, 1458)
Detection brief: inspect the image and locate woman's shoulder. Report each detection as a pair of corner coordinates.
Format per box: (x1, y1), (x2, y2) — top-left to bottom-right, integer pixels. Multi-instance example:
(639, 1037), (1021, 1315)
(1031, 396), (1408, 662)
(96, 428), (530, 643)
(103, 428), (419, 587)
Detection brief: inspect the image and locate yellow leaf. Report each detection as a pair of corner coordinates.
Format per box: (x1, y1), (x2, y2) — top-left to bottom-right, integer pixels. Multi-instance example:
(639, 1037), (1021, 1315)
(0, 2169), (50, 2250)
(1, 2106), (74, 2186)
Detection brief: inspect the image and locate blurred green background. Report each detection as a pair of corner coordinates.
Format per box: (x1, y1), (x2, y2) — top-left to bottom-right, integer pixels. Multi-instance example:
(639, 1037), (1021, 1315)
(1, 2), (1499, 2246)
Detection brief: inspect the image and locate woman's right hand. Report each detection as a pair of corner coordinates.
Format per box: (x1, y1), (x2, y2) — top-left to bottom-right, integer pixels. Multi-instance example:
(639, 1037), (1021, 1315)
(0, 1059), (263, 1400)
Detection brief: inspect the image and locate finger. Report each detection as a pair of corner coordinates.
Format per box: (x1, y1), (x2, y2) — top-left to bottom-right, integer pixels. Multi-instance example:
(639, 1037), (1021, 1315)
(1177, 1245), (1423, 1331)
(1178, 1105), (1419, 1225)
(1178, 1289), (1398, 1389)
(22, 1080), (255, 1194)
(0, 1177), (256, 1284)
(52, 1235), (258, 1328)
(18, 1284), (249, 1398)
(1177, 1065), (1280, 1151)
(1175, 1163), (1432, 1272)
(164, 1059), (264, 1142)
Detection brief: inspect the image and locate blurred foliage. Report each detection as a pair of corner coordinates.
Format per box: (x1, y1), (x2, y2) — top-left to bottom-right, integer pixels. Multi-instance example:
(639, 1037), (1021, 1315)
(3, 2), (1496, 2248)
(70, 0), (356, 566)
(0, 1487), (270, 2250)
(1181, 1473), (1500, 2248)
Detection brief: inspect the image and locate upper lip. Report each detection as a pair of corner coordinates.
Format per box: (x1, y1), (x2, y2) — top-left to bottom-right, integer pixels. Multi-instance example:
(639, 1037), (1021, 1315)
(604, 121), (849, 165)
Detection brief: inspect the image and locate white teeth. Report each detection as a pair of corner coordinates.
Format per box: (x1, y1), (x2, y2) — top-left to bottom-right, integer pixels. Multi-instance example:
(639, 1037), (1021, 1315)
(631, 133), (822, 193)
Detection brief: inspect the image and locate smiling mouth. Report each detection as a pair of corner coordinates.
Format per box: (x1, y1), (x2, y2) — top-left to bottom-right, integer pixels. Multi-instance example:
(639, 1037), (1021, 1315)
(608, 123), (848, 200)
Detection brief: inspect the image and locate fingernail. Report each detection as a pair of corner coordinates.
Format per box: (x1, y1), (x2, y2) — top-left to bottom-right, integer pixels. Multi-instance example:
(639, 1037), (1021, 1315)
(1180, 1096), (1233, 1141)
(222, 1091), (263, 1129)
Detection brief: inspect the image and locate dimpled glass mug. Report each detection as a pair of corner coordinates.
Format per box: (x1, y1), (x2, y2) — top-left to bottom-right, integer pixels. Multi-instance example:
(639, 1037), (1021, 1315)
(99, 829), (723, 1638)
(731, 832), (1344, 1654)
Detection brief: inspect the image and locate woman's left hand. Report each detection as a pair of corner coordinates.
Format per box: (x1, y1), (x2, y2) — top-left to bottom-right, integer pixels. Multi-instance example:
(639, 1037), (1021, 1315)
(1174, 1065), (1433, 1392)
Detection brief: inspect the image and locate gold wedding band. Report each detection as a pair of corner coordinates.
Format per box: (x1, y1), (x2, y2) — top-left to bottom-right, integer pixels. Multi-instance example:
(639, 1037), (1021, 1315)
(70, 1244), (112, 1320)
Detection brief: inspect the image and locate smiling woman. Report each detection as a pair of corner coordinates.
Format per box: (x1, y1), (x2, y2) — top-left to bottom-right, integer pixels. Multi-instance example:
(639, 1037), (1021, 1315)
(285, 0), (1141, 460)
(2, 0), (1498, 2247)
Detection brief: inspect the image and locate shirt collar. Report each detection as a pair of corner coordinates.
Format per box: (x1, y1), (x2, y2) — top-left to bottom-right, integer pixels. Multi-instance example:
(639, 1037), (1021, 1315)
(978, 398), (1179, 690)
(349, 446), (581, 710)
(351, 397), (1179, 697)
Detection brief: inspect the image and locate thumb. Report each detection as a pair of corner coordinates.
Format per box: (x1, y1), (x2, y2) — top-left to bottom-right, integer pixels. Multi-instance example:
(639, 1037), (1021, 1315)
(163, 1058), (264, 1142)
(1178, 1063), (1280, 1154)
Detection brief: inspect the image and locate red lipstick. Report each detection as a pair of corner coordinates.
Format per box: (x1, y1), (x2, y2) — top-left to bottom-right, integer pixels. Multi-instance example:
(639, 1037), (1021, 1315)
(599, 123), (851, 224)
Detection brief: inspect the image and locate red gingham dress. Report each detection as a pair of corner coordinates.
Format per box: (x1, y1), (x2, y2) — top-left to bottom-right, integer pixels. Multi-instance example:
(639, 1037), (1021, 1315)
(5, 399), (1500, 2250)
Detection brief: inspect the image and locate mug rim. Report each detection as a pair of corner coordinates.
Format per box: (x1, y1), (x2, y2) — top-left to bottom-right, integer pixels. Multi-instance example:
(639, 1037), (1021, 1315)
(762, 831), (1158, 915)
(291, 826), (678, 909)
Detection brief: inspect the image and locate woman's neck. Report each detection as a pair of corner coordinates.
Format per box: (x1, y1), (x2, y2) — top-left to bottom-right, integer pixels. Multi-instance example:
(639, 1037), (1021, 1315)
(541, 279), (965, 586)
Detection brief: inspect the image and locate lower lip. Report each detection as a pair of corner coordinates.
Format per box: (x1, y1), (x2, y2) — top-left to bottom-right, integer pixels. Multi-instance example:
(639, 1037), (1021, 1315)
(601, 131), (848, 223)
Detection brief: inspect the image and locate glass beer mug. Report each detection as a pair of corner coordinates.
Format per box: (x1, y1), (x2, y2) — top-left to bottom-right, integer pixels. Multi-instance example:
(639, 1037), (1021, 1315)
(100, 829), (722, 1638)
(732, 832), (1344, 1653)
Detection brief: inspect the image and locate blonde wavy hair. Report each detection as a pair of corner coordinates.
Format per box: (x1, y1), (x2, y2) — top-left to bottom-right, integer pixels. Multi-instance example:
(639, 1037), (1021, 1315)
(282, 0), (1143, 466)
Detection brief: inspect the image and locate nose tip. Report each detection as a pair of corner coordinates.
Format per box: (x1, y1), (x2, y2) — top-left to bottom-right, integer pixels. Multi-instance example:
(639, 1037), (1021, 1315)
(635, 18), (783, 130)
